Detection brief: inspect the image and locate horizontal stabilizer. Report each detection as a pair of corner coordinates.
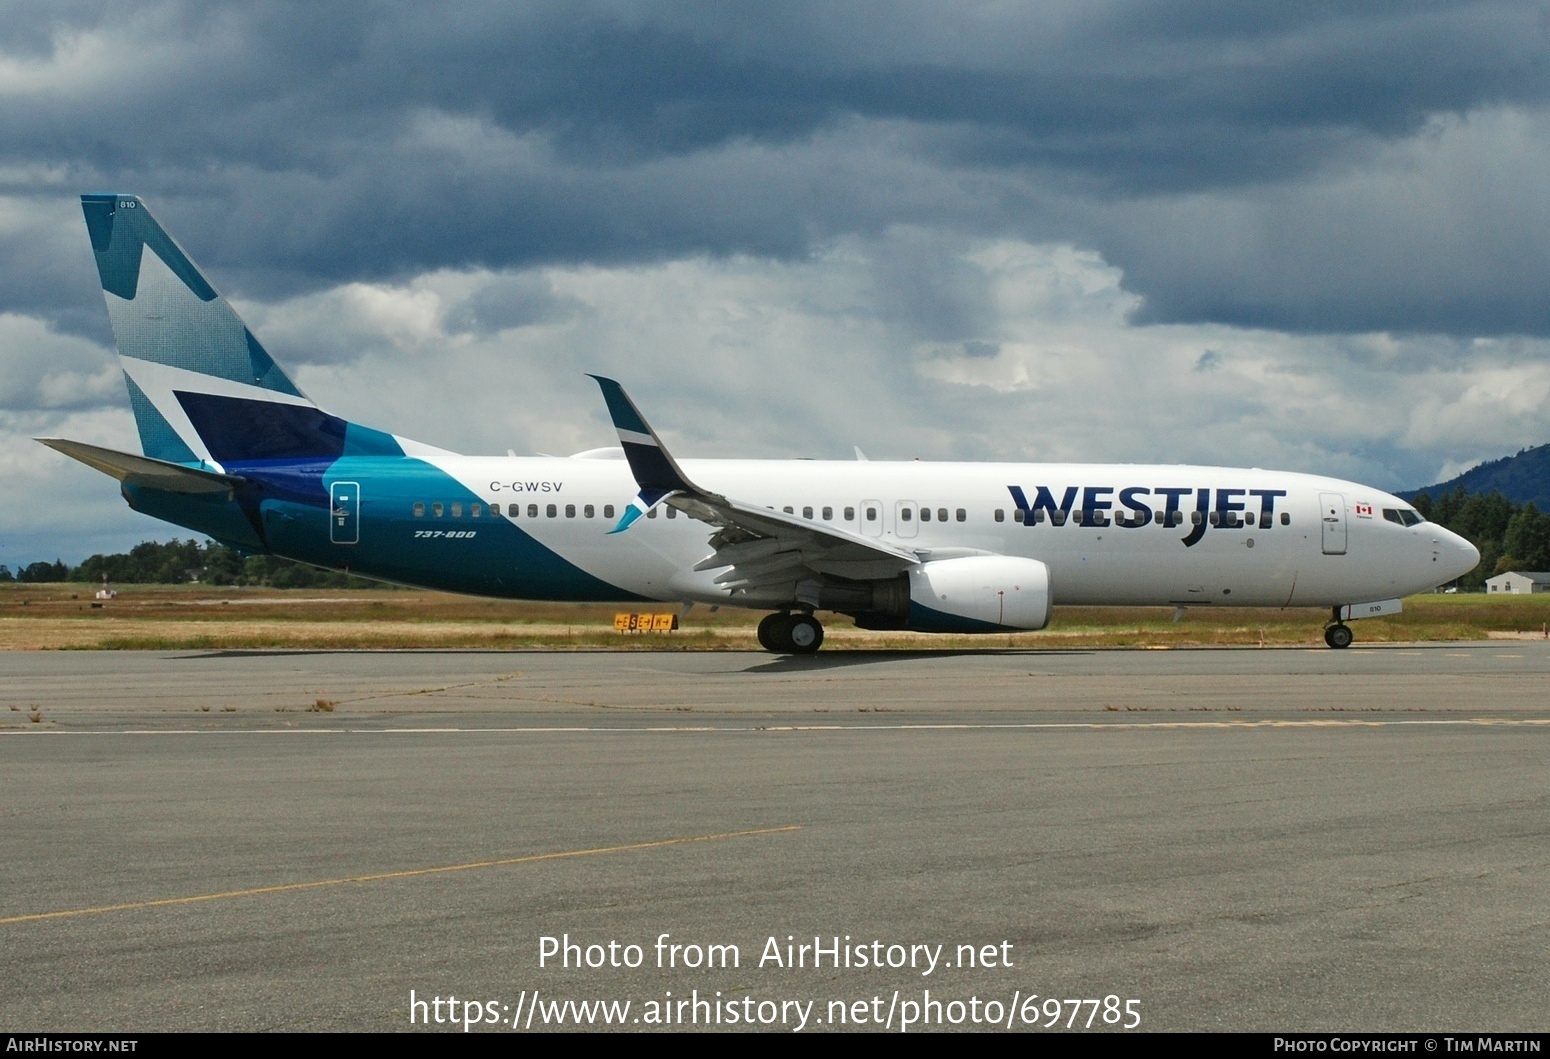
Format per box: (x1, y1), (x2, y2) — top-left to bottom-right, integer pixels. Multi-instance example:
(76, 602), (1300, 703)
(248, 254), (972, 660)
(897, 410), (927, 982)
(37, 438), (245, 495)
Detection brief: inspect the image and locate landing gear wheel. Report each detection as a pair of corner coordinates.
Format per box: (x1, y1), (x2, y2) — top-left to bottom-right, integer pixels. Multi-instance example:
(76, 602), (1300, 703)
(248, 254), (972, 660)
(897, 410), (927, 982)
(757, 613), (792, 653)
(1324, 623), (1354, 649)
(786, 614), (824, 654)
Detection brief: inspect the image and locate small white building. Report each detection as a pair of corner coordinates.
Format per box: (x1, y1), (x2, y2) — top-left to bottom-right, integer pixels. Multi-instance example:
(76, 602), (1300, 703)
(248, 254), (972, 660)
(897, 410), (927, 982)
(1486, 571), (1550, 594)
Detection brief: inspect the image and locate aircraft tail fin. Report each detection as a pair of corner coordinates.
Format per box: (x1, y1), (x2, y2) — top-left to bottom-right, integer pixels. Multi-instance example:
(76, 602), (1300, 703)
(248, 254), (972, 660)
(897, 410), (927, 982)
(80, 194), (405, 466)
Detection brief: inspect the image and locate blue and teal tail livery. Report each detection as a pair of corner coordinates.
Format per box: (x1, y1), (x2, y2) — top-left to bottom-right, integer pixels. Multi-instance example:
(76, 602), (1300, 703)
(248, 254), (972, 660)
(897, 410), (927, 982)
(80, 194), (405, 467)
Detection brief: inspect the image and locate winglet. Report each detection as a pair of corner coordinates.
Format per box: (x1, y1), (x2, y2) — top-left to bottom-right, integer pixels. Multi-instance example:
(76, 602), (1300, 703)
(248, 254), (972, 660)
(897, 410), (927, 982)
(588, 375), (702, 533)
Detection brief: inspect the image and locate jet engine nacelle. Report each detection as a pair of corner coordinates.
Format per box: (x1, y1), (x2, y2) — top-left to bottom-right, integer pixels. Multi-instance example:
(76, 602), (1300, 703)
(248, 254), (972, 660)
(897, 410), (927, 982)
(906, 556), (1052, 631)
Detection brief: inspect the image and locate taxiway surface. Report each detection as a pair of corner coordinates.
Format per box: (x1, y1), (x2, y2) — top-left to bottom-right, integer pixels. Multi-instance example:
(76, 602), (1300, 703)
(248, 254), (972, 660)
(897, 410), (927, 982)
(3, 645), (1547, 1032)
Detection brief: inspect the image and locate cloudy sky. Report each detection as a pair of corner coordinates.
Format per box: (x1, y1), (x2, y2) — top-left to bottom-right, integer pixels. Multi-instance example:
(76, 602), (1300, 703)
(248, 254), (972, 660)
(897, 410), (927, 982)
(4, 1), (1549, 567)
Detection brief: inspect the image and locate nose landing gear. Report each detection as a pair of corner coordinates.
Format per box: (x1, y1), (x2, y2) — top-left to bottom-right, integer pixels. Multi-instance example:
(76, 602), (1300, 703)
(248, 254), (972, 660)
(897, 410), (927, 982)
(756, 611), (825, 654)
(1321, 598), (1401, 647)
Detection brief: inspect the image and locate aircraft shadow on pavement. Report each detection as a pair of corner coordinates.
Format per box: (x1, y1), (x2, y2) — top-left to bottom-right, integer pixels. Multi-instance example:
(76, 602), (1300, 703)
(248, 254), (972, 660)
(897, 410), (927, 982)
(740, 649), (1093, 673)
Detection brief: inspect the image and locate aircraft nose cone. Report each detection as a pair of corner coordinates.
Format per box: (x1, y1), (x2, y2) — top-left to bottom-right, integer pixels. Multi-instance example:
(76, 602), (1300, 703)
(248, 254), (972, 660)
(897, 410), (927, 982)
(1446, 531), (1480, 580)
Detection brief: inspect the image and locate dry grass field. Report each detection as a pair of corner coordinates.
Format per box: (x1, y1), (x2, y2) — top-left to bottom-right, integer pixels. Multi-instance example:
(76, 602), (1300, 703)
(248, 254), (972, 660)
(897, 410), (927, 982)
(2, 582), (1546, 650)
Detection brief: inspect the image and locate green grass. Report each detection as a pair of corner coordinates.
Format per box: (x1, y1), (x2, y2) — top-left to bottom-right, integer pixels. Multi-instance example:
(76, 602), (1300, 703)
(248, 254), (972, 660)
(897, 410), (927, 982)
(3, 582), (1548, 650)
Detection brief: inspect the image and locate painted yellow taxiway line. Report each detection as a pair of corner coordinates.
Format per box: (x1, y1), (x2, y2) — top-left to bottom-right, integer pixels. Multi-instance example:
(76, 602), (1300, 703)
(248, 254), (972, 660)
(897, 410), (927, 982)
(0, 825), (802, 927)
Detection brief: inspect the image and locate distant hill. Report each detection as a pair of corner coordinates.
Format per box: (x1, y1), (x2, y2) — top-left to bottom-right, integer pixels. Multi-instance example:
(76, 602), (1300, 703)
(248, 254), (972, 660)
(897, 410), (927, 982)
(1402, 443), (1550, 510)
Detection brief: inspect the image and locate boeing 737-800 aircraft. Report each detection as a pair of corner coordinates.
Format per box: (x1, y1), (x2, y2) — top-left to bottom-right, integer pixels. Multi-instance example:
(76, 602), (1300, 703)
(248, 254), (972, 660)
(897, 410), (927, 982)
(42, 195), (1479, 652)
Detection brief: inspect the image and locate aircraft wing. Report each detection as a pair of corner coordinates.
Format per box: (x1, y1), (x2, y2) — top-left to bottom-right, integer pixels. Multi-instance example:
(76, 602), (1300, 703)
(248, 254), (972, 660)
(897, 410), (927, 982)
(589, 376), (919, 598)
(37, 438), (245, 496)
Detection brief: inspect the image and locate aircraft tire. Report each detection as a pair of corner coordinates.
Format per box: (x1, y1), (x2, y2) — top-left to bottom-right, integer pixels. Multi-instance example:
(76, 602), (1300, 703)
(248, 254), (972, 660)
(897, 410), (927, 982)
(1324, 623), (1354, 649)
(787, 614), (824, 653)
(757, 613), (792, 653)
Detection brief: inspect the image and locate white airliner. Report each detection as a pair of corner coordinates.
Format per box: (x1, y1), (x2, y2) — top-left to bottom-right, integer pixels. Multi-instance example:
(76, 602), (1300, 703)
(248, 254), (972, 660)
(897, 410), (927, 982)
(41, 195), (1479, 652)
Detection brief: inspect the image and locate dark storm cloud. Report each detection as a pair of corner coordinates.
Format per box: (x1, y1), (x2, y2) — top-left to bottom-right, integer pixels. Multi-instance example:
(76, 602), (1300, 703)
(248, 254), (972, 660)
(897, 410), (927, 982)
(441, 274), (583, 336)
(3, 0), (1547, 334)
(18, 3), (1541, 172)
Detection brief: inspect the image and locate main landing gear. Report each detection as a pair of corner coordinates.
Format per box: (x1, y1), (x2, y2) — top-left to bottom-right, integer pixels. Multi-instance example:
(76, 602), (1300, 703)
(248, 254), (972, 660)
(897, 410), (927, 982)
(757, 611), (825, 654)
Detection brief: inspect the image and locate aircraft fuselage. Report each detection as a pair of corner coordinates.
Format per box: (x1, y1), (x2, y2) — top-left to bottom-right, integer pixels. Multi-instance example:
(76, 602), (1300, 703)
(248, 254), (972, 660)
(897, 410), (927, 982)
(124, 453), (1475, 615)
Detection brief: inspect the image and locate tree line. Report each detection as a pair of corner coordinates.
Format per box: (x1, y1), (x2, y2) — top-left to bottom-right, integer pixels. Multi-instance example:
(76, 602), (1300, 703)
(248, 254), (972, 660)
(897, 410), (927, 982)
(0, 539), (387, 589)
(1412, 488), (1550, 589)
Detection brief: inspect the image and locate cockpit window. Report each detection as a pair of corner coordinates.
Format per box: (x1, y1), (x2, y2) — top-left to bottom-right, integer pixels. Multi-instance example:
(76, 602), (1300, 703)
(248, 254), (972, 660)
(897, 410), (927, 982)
(1382, 508), (1426, 527)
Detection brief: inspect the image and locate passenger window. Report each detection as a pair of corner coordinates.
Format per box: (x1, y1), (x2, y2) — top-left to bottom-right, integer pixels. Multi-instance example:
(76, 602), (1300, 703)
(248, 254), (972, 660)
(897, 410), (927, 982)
(1209, 512), (1219, 526)
(584, 504), (595, 518)
(1260, 512), (1271, 529)
(433, 503), (444, 517)
(451, 502), (463, 518)
(803, 506), (813, 519)
(1013, 508), (1024, 523)
(471, 503), (482, 518)
(783, 506), (794, 514)
(865, 507), (877, 522)
(604, 504), (615, 518)
(1052, 511), (1067, 526)
(565, 504), (576, 518)
(822, 506), (833, 520)
(995, 509), (1005, 522)
(527, 503), (538, 518)
(920, 508), (931, 522)
(647, 508), (657, 518)
(413, 502), (425, 517)
(844, 506), (855, 521)
(1280, 513), (1290, 525)
(900, 507), (912, 522)
(547, 504), (557, 518)
(666, 507), (676, 519)
(1191, 511), (1203, 525)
